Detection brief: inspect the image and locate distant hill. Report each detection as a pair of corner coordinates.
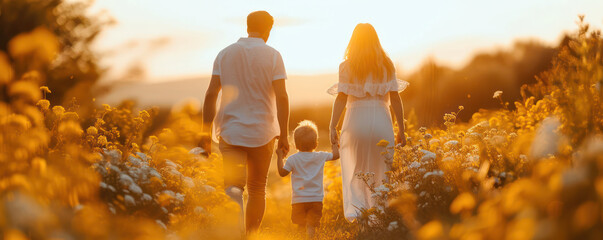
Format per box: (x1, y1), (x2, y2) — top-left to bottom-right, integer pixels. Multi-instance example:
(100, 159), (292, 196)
(97, 74), (338, 108)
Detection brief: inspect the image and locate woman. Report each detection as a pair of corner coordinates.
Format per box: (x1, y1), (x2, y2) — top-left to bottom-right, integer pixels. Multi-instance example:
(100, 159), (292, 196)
(328, 23), (408, 221)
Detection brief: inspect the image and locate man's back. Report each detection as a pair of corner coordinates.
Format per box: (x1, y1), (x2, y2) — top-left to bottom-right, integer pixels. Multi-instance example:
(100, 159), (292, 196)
(212, 37), (287, 147)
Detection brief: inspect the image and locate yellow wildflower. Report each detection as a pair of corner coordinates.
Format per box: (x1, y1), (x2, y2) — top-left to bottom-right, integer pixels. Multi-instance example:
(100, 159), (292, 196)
(377, 139), (390, 147)
(4, 114), (31, 130)
(8, 27), (59, 63)
(418, 221), (444, 239)
(39, 86), (51, 93)
(23, 106), (43, 126)
(102, 104), (111, 112)
(139, 110), (151, 119)
(36, 99), (50, 110)
(31, 157), (47, 175)
(86, 126), (98, 135)
(97, 135), (108, 146)
(133, 117), (144, 123)
(8, 81), (41, 102)
(458, 105), (464, 111)
(58, 121), (83, 138)
(450, 192), (476, 214)
(149, 135), (159, 143)
(63, 112), (79, 121)
(52, 106), (65, 116)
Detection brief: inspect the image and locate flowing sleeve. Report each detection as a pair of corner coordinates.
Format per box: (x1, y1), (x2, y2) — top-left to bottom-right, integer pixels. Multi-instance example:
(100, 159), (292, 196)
(390, 79), (410, 92)
(327, 62), (352, 96)
(327, 61), (409, 97)
(327, 79), (409, 97)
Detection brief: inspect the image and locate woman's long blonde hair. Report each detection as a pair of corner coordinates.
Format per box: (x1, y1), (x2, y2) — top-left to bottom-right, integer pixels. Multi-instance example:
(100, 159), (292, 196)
(344, 23), (395, 83)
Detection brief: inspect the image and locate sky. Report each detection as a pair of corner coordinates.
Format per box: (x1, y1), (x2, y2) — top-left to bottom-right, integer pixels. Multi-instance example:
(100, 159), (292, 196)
(89, 0), (603, 83)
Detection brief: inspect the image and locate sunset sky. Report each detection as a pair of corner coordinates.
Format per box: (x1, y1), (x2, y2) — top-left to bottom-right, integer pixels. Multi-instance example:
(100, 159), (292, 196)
(90, 0), (603, 83)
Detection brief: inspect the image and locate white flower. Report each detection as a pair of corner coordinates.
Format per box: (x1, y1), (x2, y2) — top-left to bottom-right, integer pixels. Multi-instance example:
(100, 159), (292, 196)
(124, 195), (136, 207)
(493, 90), (503, 99)
(103, 149), (121, 163)
(128, 155), (144, 167)
(203, 185), (216, 193)
(149, 169), (162, 180)
(175, 193), (185, 202)
(375, 185), (390, 193)
(420, 150), (436, 162)
(129, 183), (143, 195)
(119, 174), (134, 187)
(444, 140), (459, 149)
(156, 220), (167, 230)
(142, 194), (152, 202)
(371, 192), (383, 198)
(136, 152), (149, 161)
(387, 221), (399, 231)
(189, 147), (206, 155)
(409, 161), (421, 169)
(530, 117), (563, 159)
(423, 170), (444, 179)
(182, 177), (195, 188)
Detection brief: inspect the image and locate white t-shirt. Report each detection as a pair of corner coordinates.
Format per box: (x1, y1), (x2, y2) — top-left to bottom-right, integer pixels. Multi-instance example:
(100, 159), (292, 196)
(283, 151), (333, 204)
(212, 37), (287, 147)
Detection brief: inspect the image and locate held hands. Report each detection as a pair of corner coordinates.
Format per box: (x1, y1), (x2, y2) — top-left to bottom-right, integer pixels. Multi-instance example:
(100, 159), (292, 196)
(276, 148), (285, 159)
(277, 135), (290, 156)
(198, 134), (212, 155)
(330, 127), (339, 145)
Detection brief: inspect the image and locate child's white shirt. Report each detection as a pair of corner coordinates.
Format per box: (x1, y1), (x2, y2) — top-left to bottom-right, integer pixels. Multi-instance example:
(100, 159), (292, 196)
(283, 151), (333, 204)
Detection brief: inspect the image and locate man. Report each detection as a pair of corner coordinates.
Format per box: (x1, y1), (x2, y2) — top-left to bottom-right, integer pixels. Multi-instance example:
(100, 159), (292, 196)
(200, 10), (290, 234)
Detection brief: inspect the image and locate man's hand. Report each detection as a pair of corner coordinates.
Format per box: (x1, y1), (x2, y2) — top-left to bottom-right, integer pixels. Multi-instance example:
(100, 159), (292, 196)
(199, 134), (212, 155)
(276, 148), (284, 159)
(272, 79), (290, 157)
(277, 135), (289, 155)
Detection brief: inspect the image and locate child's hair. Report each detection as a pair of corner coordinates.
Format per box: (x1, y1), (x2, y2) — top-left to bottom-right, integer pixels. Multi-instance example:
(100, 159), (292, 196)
(293, 120), (318, 151)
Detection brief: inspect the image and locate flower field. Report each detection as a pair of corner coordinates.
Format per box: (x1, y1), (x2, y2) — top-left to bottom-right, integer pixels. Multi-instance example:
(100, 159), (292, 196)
(1, 18), (602, 240)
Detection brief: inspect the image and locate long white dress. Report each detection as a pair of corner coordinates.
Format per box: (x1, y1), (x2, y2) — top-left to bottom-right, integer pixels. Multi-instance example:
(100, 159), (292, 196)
(328, 62), (409, 221)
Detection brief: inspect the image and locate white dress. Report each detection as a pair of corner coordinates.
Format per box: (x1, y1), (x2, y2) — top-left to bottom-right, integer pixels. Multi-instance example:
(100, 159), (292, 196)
(328, 62), (409, 221)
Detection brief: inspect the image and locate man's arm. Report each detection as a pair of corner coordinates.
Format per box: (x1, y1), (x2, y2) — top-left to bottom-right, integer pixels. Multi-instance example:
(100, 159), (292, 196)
(200, 75), (222, 153)
(276, 148), (290, 177)
(273, 79), (290, 155)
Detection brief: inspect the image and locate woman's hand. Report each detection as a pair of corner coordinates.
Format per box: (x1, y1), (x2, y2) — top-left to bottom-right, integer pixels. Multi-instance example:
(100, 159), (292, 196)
(330, 127), (339, 145)
(396, 130), (406, 147)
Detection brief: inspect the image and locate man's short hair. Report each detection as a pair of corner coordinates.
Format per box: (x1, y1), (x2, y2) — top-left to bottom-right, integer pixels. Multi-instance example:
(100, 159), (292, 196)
(293, 120), (318, 152)
(247, 11), (274, 34)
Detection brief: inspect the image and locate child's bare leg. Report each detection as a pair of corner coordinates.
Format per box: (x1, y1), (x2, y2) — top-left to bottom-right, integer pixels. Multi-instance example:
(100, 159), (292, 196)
(306, 225), (316, 239)
(297, 224), (307, 237)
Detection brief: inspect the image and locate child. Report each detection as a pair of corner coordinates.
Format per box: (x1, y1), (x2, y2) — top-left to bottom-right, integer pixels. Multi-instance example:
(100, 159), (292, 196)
(276, 120), (340, 238)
